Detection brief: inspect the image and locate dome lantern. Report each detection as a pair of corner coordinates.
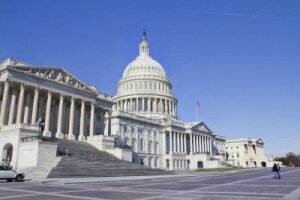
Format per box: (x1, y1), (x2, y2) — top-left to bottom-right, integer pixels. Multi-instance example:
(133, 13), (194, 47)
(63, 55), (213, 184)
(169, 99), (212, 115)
(139, 29), (150, 56)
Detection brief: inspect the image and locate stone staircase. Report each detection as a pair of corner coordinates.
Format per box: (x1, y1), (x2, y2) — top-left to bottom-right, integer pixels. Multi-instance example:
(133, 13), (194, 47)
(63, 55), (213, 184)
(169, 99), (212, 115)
(47, 139), (172, 178)
(22, 158), (61, 179)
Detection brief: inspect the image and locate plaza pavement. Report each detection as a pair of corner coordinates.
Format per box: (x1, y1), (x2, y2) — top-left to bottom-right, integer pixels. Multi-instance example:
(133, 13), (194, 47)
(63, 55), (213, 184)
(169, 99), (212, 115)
(0, 167), (300, 200)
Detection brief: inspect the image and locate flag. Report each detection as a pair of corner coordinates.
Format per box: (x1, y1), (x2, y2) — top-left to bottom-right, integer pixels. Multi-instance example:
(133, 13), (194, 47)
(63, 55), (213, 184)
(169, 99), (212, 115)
(196, 101), (200, 108)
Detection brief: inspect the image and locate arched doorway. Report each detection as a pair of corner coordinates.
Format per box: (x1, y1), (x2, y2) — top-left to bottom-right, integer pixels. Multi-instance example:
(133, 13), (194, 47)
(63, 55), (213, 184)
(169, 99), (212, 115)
(2, 143), (13, 165)
(166, 159), (170, 169)
(197, 161), (203, 169)
(141, 157), (144, 166)
(261, 161), (266, 167)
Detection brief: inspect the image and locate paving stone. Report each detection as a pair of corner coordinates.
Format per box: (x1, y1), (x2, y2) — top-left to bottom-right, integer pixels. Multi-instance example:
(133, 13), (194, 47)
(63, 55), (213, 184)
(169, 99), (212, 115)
(65, 189), (158, 200)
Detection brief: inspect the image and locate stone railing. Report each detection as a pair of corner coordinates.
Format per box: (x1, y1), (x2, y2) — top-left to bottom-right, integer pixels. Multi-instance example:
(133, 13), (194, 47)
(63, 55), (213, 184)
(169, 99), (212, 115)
(162, 120), (185, 128)
(0, 123), (39, 132)
(20, 135), (58, 143)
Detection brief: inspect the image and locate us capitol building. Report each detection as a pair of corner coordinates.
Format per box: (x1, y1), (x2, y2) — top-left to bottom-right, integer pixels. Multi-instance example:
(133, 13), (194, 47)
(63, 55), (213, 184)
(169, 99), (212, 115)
(0, 31), (274, 172)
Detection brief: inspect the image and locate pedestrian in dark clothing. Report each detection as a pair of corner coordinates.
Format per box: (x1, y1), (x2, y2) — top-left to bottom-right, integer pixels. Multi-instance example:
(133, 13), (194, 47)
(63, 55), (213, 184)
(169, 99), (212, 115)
(277, 163), (281, 179)
(272, 163), (278, 179)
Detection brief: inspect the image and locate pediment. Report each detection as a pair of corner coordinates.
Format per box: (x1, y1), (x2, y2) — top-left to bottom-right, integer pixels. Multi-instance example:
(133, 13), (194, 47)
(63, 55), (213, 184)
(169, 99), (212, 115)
(2, 58), (97, 93)
(22, 67), (96, 92)
(191, 122), (211, 133)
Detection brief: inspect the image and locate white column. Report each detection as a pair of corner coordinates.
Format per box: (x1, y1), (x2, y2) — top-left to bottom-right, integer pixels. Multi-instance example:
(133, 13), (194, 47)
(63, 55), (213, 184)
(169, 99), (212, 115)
(0, 82), (9, 126)
(43, 91), (52, 137)
(189, 133), (193, 155)
(200, 135), (203, 153)
(89, 103), (95, 137)
(8, 90), (17, 125)
(207, 137), (210, 153)
(31, 88), (39, 124)
(68, 97), (75, 140)
(147, 98), (151, 112)
(195, 134), (199, 154)
(56, 94), (64, 138)
(165, 100), (168, 114)
(177, 132), (180, 153)
(79, 100), (86, 140)
(142, 98), (145, 112)
(169, 131), (173, 154)
(180, 133), (184, 153)
(210, 137), (213, 154)
(203, 136), (206, 153)
(168, 100), (172, 115)
(197, 135), (200, 153)
(154, 98), (157, 113)
(193, 134), (196, 154)
(130, 98), (133, 112)
(162, 132), (166, 154)
(136, 98), (139, 112)
(160, 99), (163, 113)
(184, 134), (187, 153)
(23, 93), (31, 124)
(204, 136), (207, 153)
(173, 131), (177, 153)
(16, 84), (24, 124)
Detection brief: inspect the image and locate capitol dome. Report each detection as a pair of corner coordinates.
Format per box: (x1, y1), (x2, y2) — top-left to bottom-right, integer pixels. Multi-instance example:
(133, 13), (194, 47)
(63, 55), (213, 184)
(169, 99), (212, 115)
(114, 30), (178, 119)
(122, 51), (167, 79)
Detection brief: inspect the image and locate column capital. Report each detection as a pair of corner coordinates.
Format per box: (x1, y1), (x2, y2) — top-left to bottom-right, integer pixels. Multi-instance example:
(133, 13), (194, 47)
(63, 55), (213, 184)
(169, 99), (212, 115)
(59, 93), (65, 99)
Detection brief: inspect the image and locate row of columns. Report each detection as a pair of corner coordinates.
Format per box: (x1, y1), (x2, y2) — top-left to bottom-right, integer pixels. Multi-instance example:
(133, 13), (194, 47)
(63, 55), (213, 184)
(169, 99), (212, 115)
(116, 97), (177, 116)
(168, 131), (187, 154)
(167, 159), (188, 170)
(0, 81), (104, 140)
(119, 124), (159, 154)
(163, 131), (212, 155)
(189, 133), (212, 154)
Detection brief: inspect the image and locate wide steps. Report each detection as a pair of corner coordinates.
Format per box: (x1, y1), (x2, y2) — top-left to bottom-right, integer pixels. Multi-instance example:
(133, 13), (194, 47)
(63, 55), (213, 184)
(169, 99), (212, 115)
(48, 139), (172, 178)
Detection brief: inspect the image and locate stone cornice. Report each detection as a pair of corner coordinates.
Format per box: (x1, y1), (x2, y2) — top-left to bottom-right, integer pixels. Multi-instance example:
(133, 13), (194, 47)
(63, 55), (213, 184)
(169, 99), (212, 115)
(113, 93), (178, 102)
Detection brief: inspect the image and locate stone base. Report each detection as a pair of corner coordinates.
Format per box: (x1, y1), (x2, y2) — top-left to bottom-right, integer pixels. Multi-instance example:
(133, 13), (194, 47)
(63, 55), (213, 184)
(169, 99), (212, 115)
(55, 133), (64, 139)
(68, 134), (75, 140)
(87, 135), (115, 151)
(78, 135), (86, 141)
(43, 131), (52, 138)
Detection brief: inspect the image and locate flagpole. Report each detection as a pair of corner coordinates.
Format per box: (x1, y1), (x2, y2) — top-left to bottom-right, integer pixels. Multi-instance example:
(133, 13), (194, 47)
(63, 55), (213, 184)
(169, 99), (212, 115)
(196, 104), (199, 121)
(196, 101), (200, 121)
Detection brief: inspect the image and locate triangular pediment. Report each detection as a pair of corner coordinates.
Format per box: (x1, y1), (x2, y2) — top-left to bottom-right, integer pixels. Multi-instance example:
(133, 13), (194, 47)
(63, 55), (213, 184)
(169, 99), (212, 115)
(186, 121), (212, 133)
(1, 58), (97, 93)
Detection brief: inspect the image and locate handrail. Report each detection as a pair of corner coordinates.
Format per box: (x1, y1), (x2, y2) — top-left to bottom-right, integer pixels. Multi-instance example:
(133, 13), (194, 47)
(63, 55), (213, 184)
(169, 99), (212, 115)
(20, 135), (58, 143)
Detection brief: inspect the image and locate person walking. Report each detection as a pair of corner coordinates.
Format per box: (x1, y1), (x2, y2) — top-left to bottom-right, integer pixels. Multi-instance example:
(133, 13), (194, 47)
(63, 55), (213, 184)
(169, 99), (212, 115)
(277, 163), (281, 179)
(272, 163), (278, 178)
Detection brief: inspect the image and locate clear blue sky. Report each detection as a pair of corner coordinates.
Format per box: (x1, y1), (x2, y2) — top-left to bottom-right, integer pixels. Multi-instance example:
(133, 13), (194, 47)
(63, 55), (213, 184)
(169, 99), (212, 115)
(1, 0), (299, 157)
